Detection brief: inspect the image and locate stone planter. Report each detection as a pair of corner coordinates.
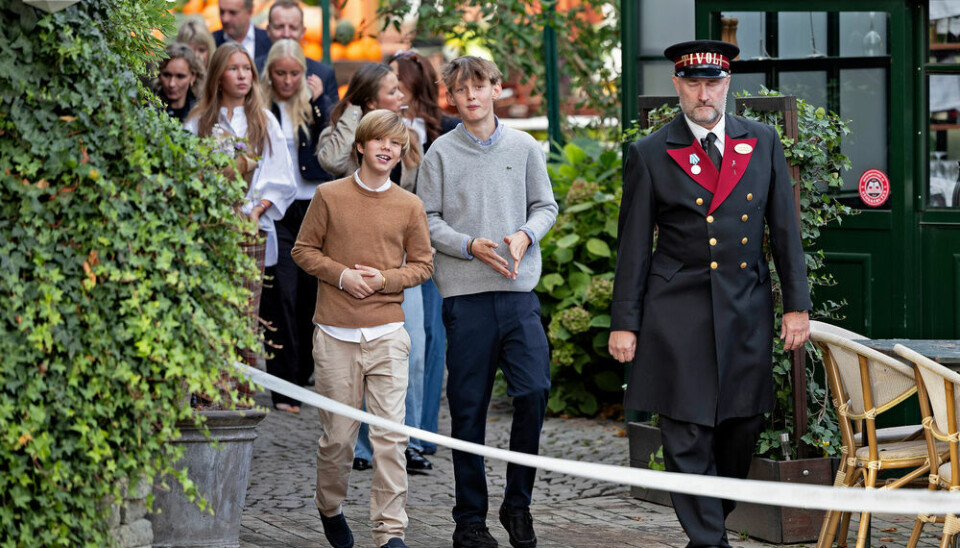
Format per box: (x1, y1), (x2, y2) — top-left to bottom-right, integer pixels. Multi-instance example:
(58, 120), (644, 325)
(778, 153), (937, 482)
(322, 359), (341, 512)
(627, 421), (839, 544)
(149, 409), (266, 548)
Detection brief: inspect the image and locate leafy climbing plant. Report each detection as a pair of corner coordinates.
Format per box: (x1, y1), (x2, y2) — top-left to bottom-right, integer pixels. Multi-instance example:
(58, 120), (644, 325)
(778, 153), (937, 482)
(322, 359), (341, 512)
(0, 1), (258, 545)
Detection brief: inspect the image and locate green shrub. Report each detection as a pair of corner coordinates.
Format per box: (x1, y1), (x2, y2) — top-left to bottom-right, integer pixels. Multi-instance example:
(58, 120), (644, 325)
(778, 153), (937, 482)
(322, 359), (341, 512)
(538, 138), (623, 416)
(0, 1), (257, 545)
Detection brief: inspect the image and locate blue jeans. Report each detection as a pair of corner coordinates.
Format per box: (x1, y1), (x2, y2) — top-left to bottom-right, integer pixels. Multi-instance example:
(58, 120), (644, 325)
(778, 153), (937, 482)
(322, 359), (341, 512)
(356, 284), (425, 459)
(419, 278), (445, 453)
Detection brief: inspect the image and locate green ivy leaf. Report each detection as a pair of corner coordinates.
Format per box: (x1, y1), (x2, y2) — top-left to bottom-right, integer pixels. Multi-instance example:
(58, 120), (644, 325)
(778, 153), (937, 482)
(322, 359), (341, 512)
(555, 233), (580, 248)
(585, 238), (611, 257)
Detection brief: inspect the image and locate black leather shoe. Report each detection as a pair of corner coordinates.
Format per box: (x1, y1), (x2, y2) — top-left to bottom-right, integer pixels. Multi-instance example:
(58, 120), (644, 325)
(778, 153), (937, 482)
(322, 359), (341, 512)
(499, 504), (536, 548)
(379, 537), (408, 548)
(453, 522), (498, 548)
(352, 457), (371, 471)
(318, 511), (354, 548)
(405, 447), (432, 474)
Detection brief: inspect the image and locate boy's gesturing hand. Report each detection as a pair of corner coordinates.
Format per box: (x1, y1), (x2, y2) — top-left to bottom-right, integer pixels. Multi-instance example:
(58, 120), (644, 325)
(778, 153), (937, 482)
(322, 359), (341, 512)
(341, 269), (376, 299)
(503, 230), (532, 280)
(472, 237), (511, 278)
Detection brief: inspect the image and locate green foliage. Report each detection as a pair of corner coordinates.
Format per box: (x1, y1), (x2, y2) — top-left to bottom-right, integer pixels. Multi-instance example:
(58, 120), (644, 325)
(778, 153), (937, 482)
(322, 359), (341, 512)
(647, 445), (665, 471)
(0, 1), (258, 545)
(378, 1), (621, 131)
(628, 91), (853, 459)
(539, 138), (622, 416)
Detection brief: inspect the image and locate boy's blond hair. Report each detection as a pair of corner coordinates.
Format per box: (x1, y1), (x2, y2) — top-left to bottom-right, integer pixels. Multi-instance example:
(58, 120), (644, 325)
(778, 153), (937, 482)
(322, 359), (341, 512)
(354, 109), (422, 167)
(441, 56), (503, 92)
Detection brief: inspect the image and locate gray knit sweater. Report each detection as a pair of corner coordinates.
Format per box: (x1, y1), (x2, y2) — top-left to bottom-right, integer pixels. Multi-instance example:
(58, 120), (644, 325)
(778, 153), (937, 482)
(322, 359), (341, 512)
(416, 125), (558, 298)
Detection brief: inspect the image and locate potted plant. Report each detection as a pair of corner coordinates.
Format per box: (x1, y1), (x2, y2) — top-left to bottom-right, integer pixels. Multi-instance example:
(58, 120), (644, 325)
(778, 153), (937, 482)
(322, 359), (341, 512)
(619, 93), (853, 543)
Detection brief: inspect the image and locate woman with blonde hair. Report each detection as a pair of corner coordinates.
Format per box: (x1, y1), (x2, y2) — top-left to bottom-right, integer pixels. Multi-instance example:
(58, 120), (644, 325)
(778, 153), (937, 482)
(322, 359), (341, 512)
(153, 42), (204, 123)
(258, 38), (334, 413)
(176, 16), (216, 68)
(185, 43), (296, 368)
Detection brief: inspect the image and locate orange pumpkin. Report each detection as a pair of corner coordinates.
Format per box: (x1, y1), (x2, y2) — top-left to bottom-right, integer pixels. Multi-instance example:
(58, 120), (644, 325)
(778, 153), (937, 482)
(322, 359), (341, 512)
(329, 42), (346, 61)
(181, 0), (205, 15)
(346, 36), (381, 62)
(203, 3), (222, 32)
(302, 41), (323, 61)
(338, 84), (348, 100)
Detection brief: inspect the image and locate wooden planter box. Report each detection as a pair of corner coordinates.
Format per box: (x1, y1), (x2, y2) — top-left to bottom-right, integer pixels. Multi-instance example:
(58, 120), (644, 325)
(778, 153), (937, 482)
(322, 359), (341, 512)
(628, 421), (838, 544)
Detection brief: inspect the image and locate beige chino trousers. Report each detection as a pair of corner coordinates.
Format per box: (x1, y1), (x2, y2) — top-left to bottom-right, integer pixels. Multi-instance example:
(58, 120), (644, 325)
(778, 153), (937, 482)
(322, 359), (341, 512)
(312, 326), (410, 546)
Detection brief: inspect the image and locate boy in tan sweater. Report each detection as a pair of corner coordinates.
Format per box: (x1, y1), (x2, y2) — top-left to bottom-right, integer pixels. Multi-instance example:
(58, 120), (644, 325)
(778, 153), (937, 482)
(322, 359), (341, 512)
(292, 109), (433, 548)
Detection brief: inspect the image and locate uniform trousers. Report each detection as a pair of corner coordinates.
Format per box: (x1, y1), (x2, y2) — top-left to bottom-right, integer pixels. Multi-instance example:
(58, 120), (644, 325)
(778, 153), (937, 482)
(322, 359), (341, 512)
(443, 291), (551, 524)
(262, 199), (318, 406)
(659, 413), (765, 548)
(312, 327), (411, 547)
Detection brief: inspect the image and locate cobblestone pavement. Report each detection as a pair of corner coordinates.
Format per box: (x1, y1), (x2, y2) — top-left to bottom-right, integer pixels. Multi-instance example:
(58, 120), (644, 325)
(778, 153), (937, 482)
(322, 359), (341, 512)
(241, 389), (945, 547)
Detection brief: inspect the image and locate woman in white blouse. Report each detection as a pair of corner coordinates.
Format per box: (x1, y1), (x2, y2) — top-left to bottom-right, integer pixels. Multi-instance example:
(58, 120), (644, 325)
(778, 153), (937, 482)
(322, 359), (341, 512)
(184, 42), (296, 269)
(184, 42), (296, 370)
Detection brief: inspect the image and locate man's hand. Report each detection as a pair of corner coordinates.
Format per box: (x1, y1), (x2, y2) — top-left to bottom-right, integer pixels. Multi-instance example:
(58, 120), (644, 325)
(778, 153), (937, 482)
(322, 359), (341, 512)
(503, 231), (532, 280)
(354, 264), (384, 292)
(609, 330), (637, 363)
(307, 74), (324, 101)
(781, 310), (810, 350)
(341, 269), (375, 299)
(472, 237), (511, 278)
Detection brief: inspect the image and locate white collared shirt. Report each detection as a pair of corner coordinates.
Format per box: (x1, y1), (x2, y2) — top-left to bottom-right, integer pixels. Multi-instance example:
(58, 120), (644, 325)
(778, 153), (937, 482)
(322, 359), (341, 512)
(316, 170), (404, 343)
(685, 114), (726, 157)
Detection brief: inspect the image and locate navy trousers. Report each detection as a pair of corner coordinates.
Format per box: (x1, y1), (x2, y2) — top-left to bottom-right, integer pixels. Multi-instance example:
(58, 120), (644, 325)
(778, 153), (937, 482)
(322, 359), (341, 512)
(442, 291), (551, 524)
(659, 413), (764, 548)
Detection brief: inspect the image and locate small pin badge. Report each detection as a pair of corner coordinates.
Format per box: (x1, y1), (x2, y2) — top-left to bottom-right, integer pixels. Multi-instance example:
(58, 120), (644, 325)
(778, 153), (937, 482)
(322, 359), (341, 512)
(734, 143), (753, 154)
(689, 153), (701, 175)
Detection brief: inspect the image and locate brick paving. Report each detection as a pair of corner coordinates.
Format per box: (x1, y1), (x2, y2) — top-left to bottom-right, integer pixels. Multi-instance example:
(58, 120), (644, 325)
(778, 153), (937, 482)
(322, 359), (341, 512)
(240, 389), (946, 548)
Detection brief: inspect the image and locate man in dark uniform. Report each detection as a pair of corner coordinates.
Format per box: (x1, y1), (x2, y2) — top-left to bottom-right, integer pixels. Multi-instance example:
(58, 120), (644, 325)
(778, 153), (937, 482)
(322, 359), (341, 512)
(609, 40), (811, 548)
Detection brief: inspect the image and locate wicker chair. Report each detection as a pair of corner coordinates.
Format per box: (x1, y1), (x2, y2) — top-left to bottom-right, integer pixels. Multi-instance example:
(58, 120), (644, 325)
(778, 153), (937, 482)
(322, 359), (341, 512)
(895, 343), (960, 548)
(811, 322), (939, 548)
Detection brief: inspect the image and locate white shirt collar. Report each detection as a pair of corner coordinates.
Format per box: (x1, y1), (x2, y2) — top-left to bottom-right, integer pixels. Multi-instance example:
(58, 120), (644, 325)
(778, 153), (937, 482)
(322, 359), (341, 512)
(223, 22), (257, 60)
(353, 170), (392, 192)
(684, 114), (726, 154)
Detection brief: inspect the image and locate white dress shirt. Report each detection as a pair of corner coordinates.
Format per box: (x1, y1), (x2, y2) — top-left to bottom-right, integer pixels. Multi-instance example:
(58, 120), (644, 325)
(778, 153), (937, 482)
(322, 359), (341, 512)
(184, 106), (297, 267)
(684, 114), (726, 158)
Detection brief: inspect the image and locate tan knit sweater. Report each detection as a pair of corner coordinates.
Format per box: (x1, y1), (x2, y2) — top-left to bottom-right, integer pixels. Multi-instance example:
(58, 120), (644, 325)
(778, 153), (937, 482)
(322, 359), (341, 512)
(291, 176), (433, 328)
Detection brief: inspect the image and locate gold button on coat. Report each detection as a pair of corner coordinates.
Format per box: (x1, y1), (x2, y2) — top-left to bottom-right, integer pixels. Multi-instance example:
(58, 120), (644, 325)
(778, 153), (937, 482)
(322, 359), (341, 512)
(746, 193), (753, 201)
(706, 215), (714, 223)
(710, 261), (718, 269)
(741, 214), (748, 222)
(741, 237), (748, 245)
(740, 262), (748, 269)
(696, 198), (704, 205)
(710, 238), (717, 246)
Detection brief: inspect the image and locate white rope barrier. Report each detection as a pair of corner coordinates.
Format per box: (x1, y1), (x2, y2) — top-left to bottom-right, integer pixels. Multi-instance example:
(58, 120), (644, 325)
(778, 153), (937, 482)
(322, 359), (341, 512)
(239, 363), (960, 515)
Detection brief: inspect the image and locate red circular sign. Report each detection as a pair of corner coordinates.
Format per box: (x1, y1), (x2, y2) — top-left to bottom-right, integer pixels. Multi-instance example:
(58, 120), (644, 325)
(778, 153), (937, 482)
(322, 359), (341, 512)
(858, 169), (890, 207)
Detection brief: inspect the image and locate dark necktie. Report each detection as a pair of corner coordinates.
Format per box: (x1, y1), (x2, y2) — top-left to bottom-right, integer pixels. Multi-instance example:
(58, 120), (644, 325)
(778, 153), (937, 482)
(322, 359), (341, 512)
(701, 133), (722, 170)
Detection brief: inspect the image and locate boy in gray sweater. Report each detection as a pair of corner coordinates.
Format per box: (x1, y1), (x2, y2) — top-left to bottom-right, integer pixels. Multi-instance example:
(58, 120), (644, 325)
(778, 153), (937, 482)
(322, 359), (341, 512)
(416, 56), (558, 548)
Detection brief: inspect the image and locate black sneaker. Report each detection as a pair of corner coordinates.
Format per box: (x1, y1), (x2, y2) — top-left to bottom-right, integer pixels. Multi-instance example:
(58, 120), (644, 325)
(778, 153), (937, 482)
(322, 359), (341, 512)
(319, 510), (354, 548)
(379, 537), (408, 548)
(352, 457), (372, 471)
(405, 447), (433, 474)
(498, 504), (536, 548)
(452, 522), (498, 548)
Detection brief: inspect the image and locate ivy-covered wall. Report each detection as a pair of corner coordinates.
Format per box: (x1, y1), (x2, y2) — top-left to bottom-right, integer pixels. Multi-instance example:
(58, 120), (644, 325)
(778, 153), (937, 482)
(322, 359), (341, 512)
(0, 1), (255, 545)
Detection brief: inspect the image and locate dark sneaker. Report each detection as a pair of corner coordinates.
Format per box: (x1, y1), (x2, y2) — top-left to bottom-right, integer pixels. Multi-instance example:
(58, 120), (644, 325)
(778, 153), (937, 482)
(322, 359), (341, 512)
(499, 504), (536, 548)
(380, 537), (408, 548)
(352, 457), (372, 471)
(405, 447), (433, 474)
(319, 510), (354, 548)
(452, 522), (498, 548)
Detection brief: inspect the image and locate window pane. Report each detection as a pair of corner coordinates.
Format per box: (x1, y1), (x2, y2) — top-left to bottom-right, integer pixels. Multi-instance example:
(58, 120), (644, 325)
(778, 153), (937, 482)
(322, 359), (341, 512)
(639, 0), (694, 56)
(840, 68), (889, 206)
(729, 73), (766, 106)
(721, 12), (765, 61)
(778, 71), (827, 112)
(840, 12), (888, 57)
(929, 74), (960, 208)
(930, 0), (960, 64)
(778, 12), (828, 59)
(640, 61), (678, 96)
